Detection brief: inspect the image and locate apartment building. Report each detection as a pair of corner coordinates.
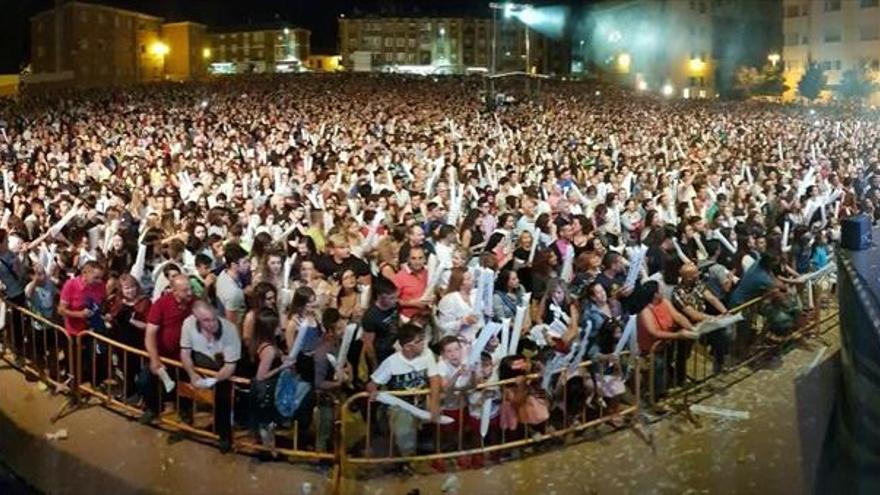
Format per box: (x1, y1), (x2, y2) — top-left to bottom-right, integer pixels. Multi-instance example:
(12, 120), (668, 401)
(338, 16), (561, 75)
(206, 26), (311, 74)
(783, 0), (880, 96)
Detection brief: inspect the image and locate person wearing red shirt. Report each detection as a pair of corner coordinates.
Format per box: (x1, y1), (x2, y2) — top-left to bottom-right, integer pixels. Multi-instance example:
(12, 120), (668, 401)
(138, 275), (193, 424)
(392, 246), (431, 321)
(58, 261), (106, 386)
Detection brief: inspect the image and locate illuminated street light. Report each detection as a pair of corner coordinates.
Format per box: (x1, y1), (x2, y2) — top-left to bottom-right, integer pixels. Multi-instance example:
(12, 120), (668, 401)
(440, 27), (446, 36)
(662, 83), (674, 96)
(768, 53), (780, 67)
(284, 27), (290, 35)
(150, 41), (169, 57)
(689, 58), (705, 72)
(202, 47), (212, 59)
(637, 80), (648, 91)
(617, 52), (631, 73)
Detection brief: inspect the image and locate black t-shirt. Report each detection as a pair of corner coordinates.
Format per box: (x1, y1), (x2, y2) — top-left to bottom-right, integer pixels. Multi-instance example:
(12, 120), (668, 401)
(361, 303), (400, 364)
(315, 254), (371, 279)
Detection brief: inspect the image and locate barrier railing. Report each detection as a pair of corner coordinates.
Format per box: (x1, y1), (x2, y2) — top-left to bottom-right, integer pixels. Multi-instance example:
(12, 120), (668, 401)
(646, 268), (839, 411)
(339, 352), (640, 477)
(0, 300), (77, 404)
(76, 330), (338, 462)
(0, 282), (841, 480)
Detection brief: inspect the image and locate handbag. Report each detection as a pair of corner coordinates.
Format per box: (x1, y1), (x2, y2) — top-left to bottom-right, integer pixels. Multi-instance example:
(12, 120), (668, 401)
(274, 370), (312, 418)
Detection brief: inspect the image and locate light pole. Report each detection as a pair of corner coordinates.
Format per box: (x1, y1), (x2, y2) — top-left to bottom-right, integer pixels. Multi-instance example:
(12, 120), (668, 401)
(488, 2), (534, 108)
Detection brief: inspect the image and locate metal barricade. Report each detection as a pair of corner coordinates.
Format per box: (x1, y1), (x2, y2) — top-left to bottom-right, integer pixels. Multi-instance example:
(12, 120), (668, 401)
(339, 352), (640, 477)
(646, 276), (840, 410)
(77, 330), (337, 462)
(0, 299), (77, 399)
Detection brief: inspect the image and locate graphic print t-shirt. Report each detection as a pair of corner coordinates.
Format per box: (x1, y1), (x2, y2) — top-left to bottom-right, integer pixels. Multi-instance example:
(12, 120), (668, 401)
(371, 350), (439, 393)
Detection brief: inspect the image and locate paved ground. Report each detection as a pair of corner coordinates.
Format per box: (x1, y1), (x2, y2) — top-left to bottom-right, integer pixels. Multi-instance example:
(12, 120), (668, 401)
(1, 314), (839, 495)
(340, 319), (841, 495)
(0, 361), (332, 495)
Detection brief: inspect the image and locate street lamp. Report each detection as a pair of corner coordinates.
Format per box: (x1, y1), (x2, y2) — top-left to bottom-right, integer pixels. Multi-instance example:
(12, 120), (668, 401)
(150, 41), (169, 80)
(768, 53), (780, 68)
(488, 2), (534, 106)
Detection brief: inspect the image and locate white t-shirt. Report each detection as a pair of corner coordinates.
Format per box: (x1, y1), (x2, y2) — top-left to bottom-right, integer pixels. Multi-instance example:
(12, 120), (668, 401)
(371, 349), (439, 391)
(180, 315), (242, 366)
(216, 270), (245, 314)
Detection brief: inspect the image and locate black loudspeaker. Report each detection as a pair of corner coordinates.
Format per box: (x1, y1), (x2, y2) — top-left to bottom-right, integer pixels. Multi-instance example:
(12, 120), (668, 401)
(841, 214), (872, 251)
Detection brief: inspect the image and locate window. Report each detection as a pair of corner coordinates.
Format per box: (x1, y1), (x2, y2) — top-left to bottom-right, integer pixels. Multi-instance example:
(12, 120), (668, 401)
(824, 29), (842, 42)
(140, 44), (146, 54)
(824, 1), (841, 11)
(384, 52), (393, 62)
(396, 37), (405, 47)
(785, 32), (800, 46)
(698, 1), (707, 14)
(97, 13), (105, 24)
(785, 5), (800, 17)
(835, 60), (842, 70)
(802, 35), (810, 44)
(872, 59), (880, 70)
(384, 37), (393, 47)
(36, 46), (45, 58)
(408, 38), (416, 48)
(114, 15), (119, 28)
(861, 0), (879, 7)
(861, 25), (880, 40)
(79, 11), (87, 22)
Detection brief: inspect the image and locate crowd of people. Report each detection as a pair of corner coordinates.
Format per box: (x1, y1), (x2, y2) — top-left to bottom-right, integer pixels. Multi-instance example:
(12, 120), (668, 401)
(0, 73), (873, 462)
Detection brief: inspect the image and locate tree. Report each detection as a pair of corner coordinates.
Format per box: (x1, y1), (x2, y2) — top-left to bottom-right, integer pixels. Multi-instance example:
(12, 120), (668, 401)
(836, 69), (877, 101)
(734, 66), (762, 97)
(797, 63), (826, 101)
(734, 64), (789, 99)
(754, 64), (789, 97)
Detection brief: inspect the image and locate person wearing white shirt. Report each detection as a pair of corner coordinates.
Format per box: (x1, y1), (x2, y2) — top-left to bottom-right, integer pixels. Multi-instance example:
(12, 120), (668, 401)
(436, 268), (481, 343)
(367, 324), (441, 456)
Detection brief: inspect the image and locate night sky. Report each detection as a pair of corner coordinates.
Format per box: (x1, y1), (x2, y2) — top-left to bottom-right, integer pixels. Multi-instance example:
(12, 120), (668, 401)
(1, 0), (549, 73)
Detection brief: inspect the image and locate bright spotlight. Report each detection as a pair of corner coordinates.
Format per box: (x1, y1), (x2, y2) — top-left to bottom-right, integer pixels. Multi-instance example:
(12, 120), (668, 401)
(810, 109), (816, 115)
(595, 90), (601, 96)
(689, 58), (705, 72)
(283, 27), (290, 35)
(662, 84), (674, 96)
(504, 3), (514, 18)
(150, 41), (169, 57)
(637, 80), (648, 91)
(200, 100), (208, 108)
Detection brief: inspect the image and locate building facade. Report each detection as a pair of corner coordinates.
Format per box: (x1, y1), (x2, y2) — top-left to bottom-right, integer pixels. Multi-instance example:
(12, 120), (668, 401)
(338, 16), (563, 75)
(783, 0), (880, 98)
(30, 1), (167, 86)
(205, 27), (311, 74)
(585, 0), (715, 98)
(28, 2), (311, 87)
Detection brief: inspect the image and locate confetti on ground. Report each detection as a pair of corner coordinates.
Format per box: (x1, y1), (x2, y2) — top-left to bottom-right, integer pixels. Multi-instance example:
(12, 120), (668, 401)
(689, 405), (750, 420)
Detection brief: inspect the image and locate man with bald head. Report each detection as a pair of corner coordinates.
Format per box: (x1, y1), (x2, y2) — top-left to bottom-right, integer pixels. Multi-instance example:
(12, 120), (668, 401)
(139, 274), (193, 424)
(180, 300), (240, 452)
(672, 262), (729, 372)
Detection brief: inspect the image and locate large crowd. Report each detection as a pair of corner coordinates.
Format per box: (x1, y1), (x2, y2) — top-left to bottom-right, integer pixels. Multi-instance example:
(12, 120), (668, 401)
(0, 73), (875, 461)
